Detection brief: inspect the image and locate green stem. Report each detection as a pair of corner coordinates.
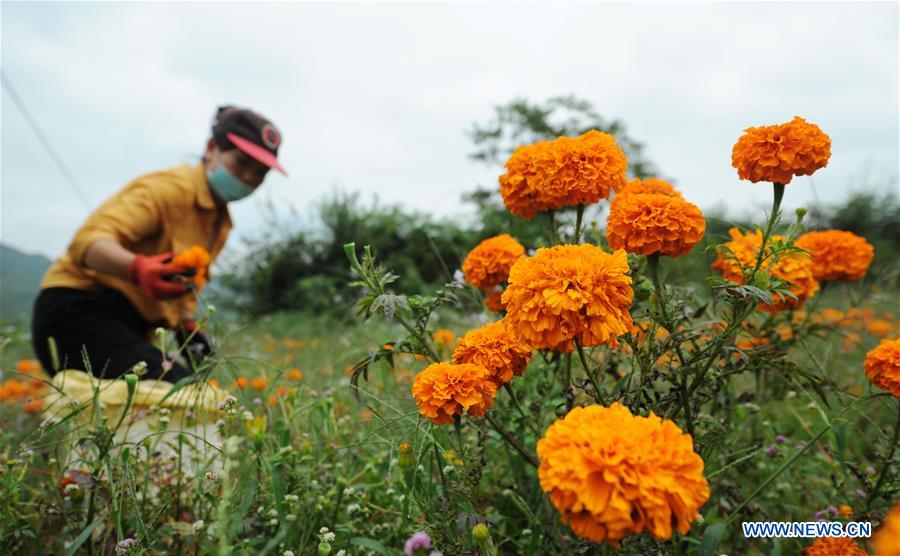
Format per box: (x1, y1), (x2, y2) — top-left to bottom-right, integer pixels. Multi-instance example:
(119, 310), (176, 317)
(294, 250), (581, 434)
(574, 340), (606, 405)
(504, 383), (540, 435)
(866, 399), (900, 510)
(549, 211), (558, 245)
(574, 204), (585, 244)
(750, 182), (786, 278)
(486, 413), (539, 468)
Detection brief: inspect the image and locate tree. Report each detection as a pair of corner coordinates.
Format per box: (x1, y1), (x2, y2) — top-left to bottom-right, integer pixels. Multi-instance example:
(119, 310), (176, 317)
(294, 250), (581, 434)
(467, 94), (658, 178)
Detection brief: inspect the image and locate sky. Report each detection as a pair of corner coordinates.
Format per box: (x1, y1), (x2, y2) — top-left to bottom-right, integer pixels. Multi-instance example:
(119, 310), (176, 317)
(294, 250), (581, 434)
(2, 1), (898, 262)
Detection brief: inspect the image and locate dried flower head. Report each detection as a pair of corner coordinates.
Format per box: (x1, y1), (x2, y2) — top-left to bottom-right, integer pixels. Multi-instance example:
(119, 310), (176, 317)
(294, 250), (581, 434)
(537, 403), (709, 545)
(452, 319), (533, 386)
(502, 244), (633, 352)
(411, 363), (497, 425)
(499, 131), (628, 220)
(606, 193), (707, 257)
(711, 227), (819, 312)
(732, 116), (831, 184)
(864, 338), (900, 397)
(462, 234), (526, 291)
(795, 230), (874, 282)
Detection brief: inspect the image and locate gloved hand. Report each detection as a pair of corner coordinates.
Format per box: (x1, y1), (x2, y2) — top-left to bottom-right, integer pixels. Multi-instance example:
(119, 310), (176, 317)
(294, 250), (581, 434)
(176, 320), (215, 365)
(128, 252), (190, 300)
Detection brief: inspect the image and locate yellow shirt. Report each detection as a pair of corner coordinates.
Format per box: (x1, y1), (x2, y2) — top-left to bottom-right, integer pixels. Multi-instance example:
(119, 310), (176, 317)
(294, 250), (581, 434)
(41, 163), (232, 327)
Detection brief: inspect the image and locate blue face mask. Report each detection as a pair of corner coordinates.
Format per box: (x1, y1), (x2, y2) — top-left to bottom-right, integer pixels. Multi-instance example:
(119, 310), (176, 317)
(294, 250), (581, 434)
(207, 164), (254, 203)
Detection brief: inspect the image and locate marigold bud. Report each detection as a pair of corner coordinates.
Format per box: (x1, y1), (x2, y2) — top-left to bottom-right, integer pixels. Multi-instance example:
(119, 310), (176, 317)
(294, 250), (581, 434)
(398, 442), (415, 469)
(750, 270), (771, 290)
(472, 522), (490, 543)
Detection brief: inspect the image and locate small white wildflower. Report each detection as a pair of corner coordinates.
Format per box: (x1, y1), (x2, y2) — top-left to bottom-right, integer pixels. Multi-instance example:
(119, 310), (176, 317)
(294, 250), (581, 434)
(132, 361), (148, 376)
(218, 395), (237, 410)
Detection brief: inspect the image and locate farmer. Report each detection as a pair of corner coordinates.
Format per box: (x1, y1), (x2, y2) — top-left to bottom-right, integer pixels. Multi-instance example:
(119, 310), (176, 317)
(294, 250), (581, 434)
(31, 106), (287, 382)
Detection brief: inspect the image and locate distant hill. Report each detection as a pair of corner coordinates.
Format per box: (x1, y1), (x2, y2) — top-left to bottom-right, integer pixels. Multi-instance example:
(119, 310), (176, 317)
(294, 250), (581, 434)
(1, 244), (52, 323)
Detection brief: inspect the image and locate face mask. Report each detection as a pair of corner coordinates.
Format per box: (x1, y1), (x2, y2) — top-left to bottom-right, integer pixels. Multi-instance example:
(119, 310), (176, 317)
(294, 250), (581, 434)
(206, 164), (254, 203)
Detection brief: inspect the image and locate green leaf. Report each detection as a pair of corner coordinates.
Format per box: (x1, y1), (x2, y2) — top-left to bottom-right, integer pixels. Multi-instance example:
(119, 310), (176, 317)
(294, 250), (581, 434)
(350, 537), (390, 555)
(698, 522), (726, 556)
(65, 516), (104, 556)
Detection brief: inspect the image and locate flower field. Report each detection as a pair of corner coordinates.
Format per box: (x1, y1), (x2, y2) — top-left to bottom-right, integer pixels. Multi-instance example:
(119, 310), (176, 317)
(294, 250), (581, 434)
(2, 118), (900, 555)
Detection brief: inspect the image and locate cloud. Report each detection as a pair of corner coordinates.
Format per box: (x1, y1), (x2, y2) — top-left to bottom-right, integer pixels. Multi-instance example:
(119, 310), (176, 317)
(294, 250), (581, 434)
(2, 2), (897, 259)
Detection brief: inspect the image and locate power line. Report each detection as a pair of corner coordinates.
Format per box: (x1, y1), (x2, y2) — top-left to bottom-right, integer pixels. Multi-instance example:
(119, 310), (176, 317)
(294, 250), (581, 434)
(1, 71), (91, 210)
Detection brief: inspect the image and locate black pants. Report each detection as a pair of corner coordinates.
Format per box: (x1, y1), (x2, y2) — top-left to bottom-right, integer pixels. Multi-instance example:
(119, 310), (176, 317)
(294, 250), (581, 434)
(31, 287), (191, 383)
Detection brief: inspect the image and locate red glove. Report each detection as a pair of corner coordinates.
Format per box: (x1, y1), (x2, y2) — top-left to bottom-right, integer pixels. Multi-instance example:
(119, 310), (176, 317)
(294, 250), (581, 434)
(128, 253), (190, 300)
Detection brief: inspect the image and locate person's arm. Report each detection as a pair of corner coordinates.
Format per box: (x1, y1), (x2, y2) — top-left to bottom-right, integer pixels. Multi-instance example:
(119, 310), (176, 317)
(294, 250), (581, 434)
(82, 238), (136, 280)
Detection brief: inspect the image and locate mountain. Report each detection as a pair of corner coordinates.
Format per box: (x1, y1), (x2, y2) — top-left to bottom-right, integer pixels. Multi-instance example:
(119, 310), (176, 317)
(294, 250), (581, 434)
(1, 243), (52, 323)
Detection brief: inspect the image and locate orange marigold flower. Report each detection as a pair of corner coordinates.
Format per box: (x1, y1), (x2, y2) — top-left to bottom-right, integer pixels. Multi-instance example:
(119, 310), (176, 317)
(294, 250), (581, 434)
(711, 227), (819, 312)
(872, 503), (900, 556)
(287, 368), (303, 381)
(16, 359), (42, 374)
(484, 289), (505, 313)
(0, 379), (30, 401)
(462, 234), (526, 291)
(732, 116), (831, 185)
(612, 177), (681, 206)
(868, 320), (898, 338)
(22, 398), (44, 414)
(606, 193), (707, 258)
(804, 537), (867, 555)
(234, 377), (249, 389)
(814, 308), (845, 327)
(502, 244), (633, 352)
(864, 338), (900, 397)
(452, 319), (533, 386)
(795, 230), (874, 282)
(432, 329), (457, 348)
(537, 403), (709, 545)
(251, 376), (267, 390)
(171, 245), (212, 291)
(499, 131), (628, 220)
(411, 362), (497, 425)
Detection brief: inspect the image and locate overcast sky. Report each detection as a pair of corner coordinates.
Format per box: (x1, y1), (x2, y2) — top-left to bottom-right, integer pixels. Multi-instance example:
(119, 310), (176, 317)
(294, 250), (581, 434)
(2, 2), (898, 262)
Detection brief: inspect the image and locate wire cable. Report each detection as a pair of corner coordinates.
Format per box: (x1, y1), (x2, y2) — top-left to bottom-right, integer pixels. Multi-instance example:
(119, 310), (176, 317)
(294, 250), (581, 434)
(1, 70), (91, 210)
